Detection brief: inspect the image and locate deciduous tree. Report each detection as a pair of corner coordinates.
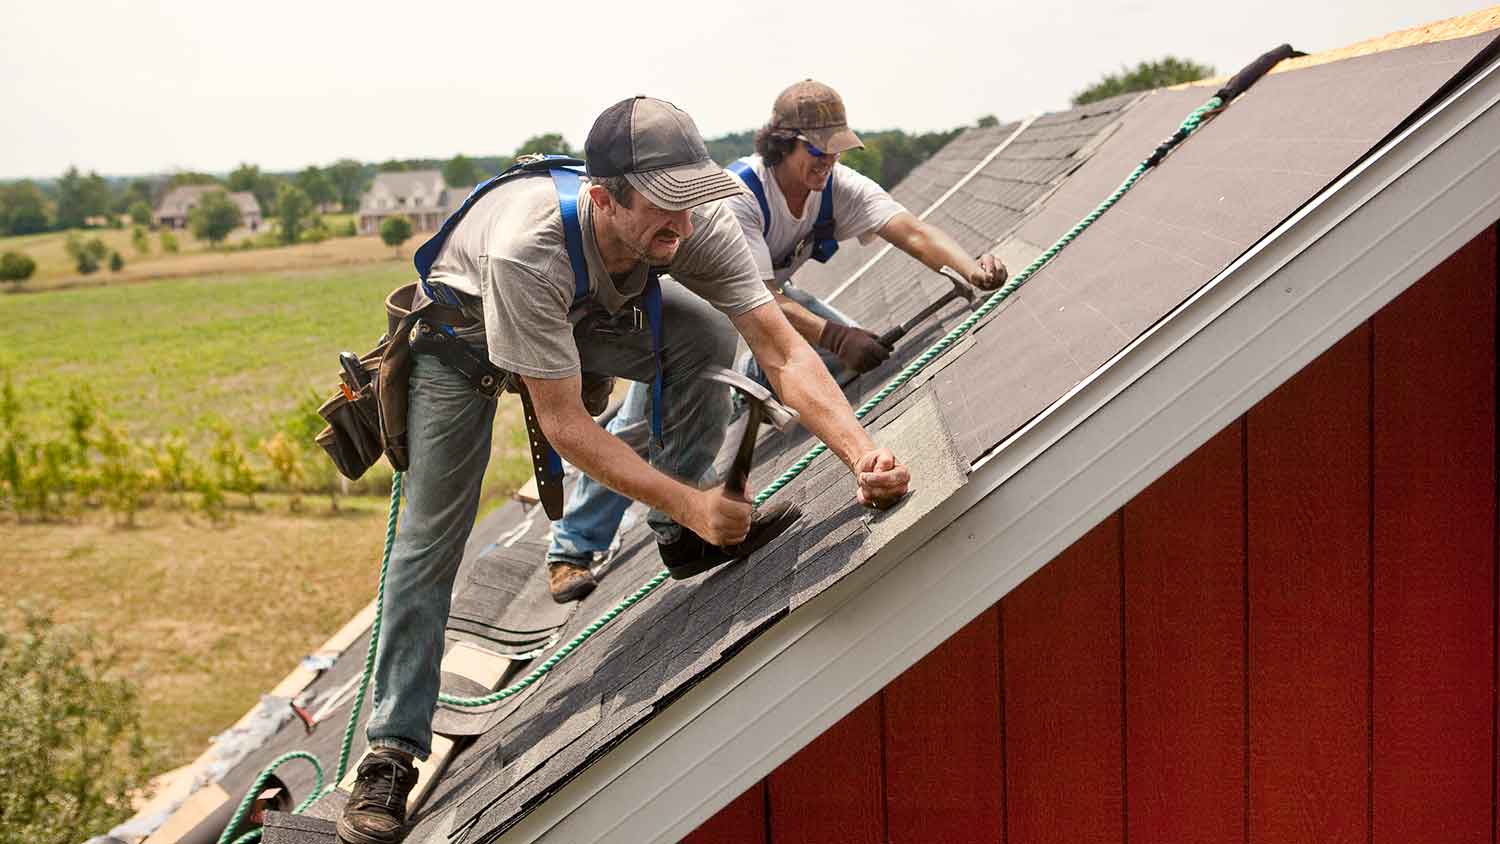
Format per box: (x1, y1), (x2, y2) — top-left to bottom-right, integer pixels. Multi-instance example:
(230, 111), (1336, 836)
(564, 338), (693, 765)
(327, 159), (369, 212)
(0, 181), (50, 235)
(188, 191), (242, 246)
(443, 154), (482, 187)
(275, 184), (313, 245)
(294, 166), (337, 209)
(513, 133), (576, 158)
(1073, 56), (1215, 105)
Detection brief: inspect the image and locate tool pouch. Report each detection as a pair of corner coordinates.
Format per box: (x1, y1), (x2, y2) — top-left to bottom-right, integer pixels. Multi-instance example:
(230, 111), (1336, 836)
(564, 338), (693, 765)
(314, 346), (385, 480)
(314, 283), (475, 478)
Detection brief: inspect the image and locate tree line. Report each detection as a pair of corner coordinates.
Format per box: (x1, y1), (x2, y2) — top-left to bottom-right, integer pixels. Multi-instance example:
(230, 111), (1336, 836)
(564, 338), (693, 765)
(0, 56), (1214, 243)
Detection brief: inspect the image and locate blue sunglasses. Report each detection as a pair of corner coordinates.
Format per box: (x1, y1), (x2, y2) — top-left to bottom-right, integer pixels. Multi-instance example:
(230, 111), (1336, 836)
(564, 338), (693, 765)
(796, 136), (831, 159)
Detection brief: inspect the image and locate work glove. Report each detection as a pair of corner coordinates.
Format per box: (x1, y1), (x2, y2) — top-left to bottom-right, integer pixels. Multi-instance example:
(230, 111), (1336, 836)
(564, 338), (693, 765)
(819, 322), (892, 374)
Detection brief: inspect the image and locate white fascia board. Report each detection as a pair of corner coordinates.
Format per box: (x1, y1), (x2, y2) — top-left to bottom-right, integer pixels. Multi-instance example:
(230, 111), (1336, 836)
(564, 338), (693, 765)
(493, 54), (1500, 844)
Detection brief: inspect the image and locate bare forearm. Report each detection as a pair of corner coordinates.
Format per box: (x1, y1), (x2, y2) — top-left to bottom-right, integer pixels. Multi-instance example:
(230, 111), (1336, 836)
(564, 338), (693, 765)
(546, 405), (695, 517)
(905, 223), (980, 278)
(772, 289), (828, 345)
(761, 341), (874, 469)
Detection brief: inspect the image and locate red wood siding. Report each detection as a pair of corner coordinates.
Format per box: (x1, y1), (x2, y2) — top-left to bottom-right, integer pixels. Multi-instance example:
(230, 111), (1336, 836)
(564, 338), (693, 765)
(687, 225), (1498, 844)
(1247, 325), (1372, 844)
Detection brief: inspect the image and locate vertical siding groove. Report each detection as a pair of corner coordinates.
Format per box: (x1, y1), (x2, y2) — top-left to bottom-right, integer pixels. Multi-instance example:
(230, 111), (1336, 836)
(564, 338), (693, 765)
(1368, 314), (1376, 844)
(997, 604), (1009, 844)
(878, 691), (890, 843)
(1492, 219), (1499, 844)
(1241, 420), (1251, 844)
(1120, 511), (1129, 844)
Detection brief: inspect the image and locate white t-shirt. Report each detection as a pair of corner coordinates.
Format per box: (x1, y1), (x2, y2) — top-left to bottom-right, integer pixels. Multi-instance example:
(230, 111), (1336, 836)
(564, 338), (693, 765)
(727, 155), (905, 287)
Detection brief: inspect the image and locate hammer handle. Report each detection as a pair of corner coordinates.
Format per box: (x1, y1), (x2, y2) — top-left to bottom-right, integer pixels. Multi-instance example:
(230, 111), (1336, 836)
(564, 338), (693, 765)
(725, 401), (762, 499)
(877, 325), (906, 348)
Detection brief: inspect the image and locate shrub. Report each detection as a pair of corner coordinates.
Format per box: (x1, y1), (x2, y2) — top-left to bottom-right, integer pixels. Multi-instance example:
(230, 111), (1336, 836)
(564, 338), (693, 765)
(108, 251), (124, 272)
(131, 226), (150, 255)
(0, 610), (155, 844)
(150, 433), (195, 508)
(64, 233), (105, 275)
(0, 251), (36, 283)
(159, 230), (179, 254)
(261, 430), (305, 511)
(339, 219), (357, 238)
(94, 422), (148, 526)
(380, 215), (413, 255)
(300, 224), (329, 244)
(127, 200), (153, 226)
(210, 426), (258, 507)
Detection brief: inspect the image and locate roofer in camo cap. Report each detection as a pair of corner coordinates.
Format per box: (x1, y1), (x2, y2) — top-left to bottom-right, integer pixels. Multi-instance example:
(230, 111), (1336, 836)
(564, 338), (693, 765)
(546, 80), (1007, 590)
(337, 95), (911, 844)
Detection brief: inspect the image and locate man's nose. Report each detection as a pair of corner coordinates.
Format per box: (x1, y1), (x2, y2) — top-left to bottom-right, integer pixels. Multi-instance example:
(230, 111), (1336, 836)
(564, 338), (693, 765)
(667, 209), (692, 237)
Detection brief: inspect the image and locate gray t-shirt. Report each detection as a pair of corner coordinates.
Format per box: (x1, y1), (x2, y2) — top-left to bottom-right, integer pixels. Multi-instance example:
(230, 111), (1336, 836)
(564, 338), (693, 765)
(728, 155), (905, 286)
(425, 171), (771, 379)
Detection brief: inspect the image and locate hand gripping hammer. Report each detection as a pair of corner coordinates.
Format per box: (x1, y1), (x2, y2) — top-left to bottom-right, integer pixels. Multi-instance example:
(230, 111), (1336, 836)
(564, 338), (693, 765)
(876, 266), (982, 348)
(701, 366), (799, 497)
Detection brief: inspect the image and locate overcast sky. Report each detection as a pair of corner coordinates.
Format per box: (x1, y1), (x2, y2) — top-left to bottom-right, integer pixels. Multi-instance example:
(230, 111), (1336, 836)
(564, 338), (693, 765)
(0, 0), (1485, 181)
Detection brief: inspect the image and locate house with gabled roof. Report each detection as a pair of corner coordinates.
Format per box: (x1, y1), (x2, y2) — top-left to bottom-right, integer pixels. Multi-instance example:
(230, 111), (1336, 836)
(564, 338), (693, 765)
(125, 9), (1500, 844)
(154, 185), (263, 232)
(357, 170), (473, 236)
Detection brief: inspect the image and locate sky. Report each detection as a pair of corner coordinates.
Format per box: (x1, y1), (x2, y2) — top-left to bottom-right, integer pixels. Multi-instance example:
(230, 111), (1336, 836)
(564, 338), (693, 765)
(0, 0), (1486, 181)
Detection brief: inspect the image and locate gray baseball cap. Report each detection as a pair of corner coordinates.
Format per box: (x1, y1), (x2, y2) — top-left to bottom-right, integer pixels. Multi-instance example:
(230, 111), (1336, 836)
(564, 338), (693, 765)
(585, 96), (747, 211)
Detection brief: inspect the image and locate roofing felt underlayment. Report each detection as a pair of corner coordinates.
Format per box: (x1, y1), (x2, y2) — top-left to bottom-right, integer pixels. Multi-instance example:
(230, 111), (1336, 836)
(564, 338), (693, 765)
(188, 20), (1500, 844)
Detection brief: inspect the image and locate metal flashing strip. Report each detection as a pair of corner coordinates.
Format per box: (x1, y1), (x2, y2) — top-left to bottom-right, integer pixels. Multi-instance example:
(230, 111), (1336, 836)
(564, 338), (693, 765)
(824, 114), (1038, 304)
(491, 53), (1500, 844)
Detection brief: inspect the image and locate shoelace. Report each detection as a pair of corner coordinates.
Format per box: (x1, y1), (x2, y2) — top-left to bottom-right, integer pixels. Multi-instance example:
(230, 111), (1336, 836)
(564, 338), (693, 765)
(351, 757), (408, 810)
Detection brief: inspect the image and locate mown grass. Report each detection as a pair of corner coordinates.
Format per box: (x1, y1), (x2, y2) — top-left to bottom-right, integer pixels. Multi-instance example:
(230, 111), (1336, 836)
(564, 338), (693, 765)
(0, 226), (404, 291)
(2, 261), (403, 441)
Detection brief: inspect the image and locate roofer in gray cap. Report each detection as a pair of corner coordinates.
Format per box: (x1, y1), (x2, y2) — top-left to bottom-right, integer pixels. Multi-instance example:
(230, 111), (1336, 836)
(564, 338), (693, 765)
(337, 96), (911, 844)
(547, 80), (1006, 588)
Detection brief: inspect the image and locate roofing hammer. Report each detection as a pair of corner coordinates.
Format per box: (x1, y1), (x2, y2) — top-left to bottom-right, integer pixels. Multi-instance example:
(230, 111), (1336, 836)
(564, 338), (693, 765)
(876, 266), (982, 348)
(701, 366), (799, 497)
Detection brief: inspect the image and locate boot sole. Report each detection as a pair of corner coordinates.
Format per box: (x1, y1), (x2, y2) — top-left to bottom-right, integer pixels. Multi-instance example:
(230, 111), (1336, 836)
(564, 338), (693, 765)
(337, 816), (406, 844)
(667, 502), (802, 580)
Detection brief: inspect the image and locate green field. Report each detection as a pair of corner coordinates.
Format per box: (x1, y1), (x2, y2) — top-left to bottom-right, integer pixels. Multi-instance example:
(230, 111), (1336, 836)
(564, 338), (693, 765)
(1, 262), (406, 440)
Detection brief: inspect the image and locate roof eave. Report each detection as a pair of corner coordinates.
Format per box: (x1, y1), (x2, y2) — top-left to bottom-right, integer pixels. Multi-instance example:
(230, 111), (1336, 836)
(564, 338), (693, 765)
(490, 53), (1500, 844)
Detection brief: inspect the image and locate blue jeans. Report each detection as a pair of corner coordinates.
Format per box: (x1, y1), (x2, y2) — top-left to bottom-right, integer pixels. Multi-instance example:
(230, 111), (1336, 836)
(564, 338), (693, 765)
(366, 279), (739, 759)
(549, 282), (859, 563)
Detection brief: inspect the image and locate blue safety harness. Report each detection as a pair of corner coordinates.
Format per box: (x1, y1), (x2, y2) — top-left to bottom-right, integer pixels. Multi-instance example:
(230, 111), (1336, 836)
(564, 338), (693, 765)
(727, 158), (839, 269)
(412, 155), (666, 491)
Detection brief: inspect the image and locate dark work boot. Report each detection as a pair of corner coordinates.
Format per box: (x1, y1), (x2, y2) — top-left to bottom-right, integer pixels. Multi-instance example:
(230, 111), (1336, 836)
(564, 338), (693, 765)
(337, 748), (418, 844)
(659, 501), (802, 580)
(547, 558), (598, 604)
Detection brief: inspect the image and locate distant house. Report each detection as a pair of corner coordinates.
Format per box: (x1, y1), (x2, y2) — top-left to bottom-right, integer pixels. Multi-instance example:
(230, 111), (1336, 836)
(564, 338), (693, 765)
(357, 170), (472, 235)
(154, 186), (262, 232)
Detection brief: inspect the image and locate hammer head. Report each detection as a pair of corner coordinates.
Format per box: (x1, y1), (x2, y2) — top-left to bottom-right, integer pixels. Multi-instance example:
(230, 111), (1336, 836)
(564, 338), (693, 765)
(937, 265), (981, 308)
(701, 366), (799, 431)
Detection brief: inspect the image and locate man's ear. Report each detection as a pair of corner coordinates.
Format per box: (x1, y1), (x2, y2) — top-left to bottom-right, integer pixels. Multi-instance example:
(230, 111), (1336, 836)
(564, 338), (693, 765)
(586, 183), (613, 215)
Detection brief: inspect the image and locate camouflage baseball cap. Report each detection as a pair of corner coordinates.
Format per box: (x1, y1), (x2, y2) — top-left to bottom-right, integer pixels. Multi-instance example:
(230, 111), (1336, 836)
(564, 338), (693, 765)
(585, 96), (747, 211)
(770, 80), (863, 155)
